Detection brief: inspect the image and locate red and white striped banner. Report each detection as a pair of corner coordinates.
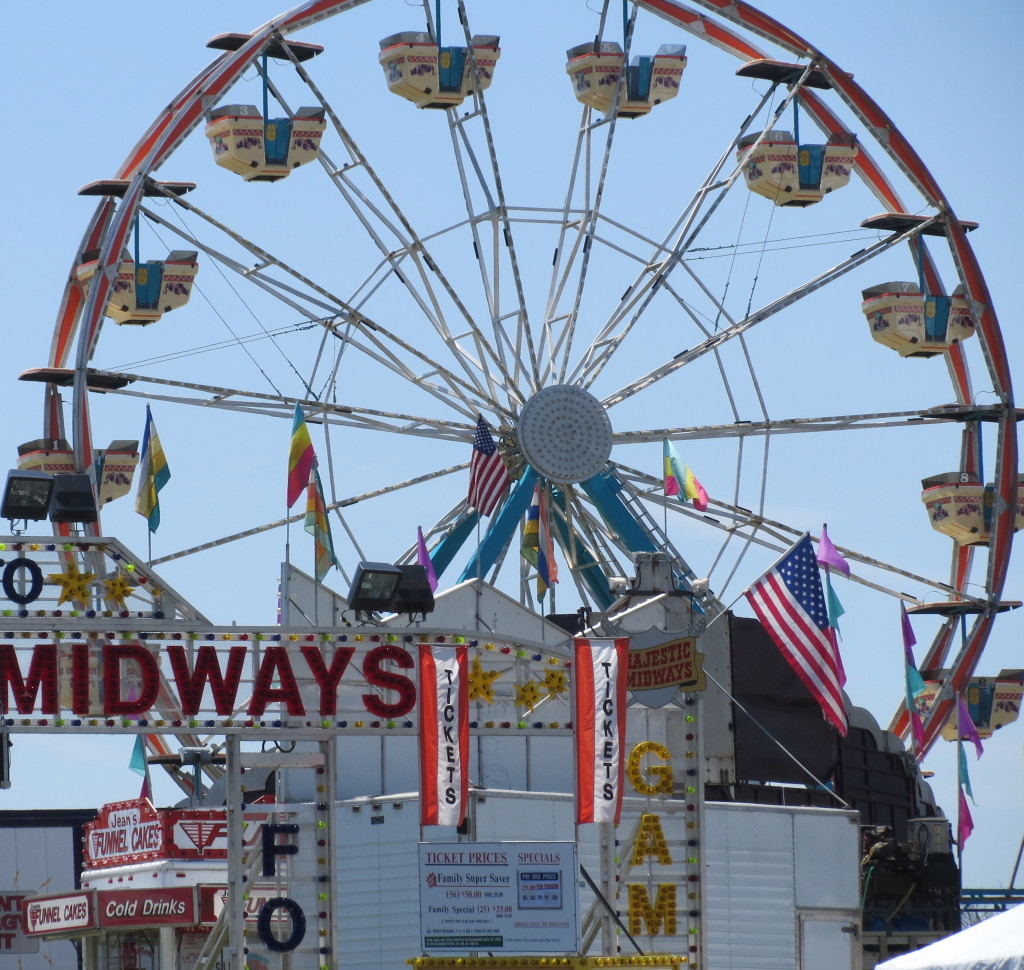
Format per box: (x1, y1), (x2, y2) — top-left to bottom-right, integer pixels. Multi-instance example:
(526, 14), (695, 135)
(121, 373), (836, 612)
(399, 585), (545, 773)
(418, 645), (469, 826)
(574, 637), (629, 825)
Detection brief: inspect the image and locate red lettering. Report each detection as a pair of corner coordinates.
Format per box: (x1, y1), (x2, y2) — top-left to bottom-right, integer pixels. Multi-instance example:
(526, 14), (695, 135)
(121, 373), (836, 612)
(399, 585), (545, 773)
(247, 647), (304, 716)
(103, 644), (159, 714)
(0, 644), (58, 714)
(362, 645), (416, 717)
(168, 645), (246, 715)
(72, 642), (91, 713)
(300, 645), (355, 714)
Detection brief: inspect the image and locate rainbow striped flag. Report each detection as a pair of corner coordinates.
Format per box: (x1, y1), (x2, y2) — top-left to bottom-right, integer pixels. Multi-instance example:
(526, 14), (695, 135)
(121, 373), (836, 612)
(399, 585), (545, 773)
(305, 460), (340, 582)
(663, 441), (708, 511)
(135, 406), (170, 532)
(288, 403), (316, 508)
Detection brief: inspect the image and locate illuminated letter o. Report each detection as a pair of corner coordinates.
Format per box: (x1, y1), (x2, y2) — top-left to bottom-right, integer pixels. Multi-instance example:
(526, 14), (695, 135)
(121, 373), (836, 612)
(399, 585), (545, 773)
(257, 897), (306, 952)
(2, 557), (43, 605)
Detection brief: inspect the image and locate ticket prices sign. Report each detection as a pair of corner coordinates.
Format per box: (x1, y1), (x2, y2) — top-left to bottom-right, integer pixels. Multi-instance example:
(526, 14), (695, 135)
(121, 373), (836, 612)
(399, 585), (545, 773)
(418, 842), (579, 953)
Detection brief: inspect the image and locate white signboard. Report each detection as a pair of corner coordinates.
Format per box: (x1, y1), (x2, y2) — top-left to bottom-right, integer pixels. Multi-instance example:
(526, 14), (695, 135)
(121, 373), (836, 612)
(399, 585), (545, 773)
(87, 806), (163, 865)
(23, 894), (94, 936)
(418, 842), (579, 953)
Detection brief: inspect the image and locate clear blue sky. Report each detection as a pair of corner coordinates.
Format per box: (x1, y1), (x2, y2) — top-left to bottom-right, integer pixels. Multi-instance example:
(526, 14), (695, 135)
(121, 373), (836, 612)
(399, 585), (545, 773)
(2, 0), (1022, 894)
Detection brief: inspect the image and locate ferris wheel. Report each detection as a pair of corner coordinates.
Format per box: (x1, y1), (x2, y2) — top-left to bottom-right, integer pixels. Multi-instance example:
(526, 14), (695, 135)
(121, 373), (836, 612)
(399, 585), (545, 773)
(31, 0), (1017, 768)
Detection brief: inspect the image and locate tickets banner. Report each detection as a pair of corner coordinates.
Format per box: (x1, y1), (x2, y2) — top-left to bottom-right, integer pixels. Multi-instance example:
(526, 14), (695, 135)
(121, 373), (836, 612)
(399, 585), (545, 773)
(574, 637), (629, 824)
(418, 645), (469, 826)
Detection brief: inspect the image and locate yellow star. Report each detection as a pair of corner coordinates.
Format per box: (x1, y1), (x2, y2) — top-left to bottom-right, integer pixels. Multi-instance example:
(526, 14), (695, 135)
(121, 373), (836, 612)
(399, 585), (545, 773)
(468, 652), (501, 704)
(515, 680), (545, 712)
(542, 669), (569, 699)
(48, 561), (96, 606)
(103, 574), (137, 609)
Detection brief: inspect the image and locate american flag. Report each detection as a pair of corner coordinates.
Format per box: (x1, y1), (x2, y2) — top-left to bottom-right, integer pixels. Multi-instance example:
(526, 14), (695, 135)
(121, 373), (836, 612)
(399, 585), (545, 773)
(468, 415), (510, 516)
(745, 534), (848, 735)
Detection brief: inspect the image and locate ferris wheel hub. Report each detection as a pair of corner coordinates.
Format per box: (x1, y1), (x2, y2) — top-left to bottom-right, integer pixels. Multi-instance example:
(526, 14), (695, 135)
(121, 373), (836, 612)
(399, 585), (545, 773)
(516, 384), (613, 484)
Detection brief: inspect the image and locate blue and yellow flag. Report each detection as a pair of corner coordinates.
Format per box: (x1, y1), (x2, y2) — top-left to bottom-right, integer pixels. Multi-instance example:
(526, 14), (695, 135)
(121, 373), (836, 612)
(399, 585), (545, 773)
(521, 483), (553, 600)
(135, 406), (170, 532)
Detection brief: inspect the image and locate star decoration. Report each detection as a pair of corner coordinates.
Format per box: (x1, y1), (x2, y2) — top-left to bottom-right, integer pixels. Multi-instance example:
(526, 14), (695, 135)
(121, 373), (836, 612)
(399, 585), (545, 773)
(515, 680), (545, 712)
(48, 561), (96, 606)
(468, 653), (501, 704)
(542, 669), (569, 699)
(103, 574), (137, 609)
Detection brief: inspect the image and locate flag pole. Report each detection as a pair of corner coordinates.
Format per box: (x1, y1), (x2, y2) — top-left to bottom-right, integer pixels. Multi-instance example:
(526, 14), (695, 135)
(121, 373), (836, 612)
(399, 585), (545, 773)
(702, 533), (812, 631)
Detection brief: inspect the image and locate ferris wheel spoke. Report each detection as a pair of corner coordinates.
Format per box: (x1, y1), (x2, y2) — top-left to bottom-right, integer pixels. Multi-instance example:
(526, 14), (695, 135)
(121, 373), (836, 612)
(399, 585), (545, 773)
(550, 485), (624, 611)
(564, 83), (783, 390)
(84, 373), (474, 441)
(604, 468), (706, 582)
(612, 406), (991, 444)
(269, 46), (517, 401)
(613, 461), (982, 605)
(140, 198), (500, 420)
(441, 0), (541, 396)
(599, 217), (941, 409)
(150, 462), (469, 567)
(540, 112), (596, 386)
(550, 105), (625, 386)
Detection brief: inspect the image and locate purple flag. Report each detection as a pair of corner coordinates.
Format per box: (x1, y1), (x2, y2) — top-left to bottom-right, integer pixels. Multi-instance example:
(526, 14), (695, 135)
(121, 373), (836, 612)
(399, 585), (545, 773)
(957, 695), (984, 759)
(900, 602), (917, 662)
(417, 526), (438, 592)
(958, 787), (974, 847)
(816, 525), (850, 576)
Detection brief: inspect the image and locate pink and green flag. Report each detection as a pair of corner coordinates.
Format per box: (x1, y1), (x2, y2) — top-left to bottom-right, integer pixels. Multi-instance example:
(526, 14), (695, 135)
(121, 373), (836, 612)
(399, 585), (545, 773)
(901, 603), (927, 750)
(663, 441), (708, 511)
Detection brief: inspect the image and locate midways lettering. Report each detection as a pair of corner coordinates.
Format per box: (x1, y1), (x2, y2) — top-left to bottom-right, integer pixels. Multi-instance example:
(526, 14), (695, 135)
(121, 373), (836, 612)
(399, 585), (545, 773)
(0, 642), (417, 718)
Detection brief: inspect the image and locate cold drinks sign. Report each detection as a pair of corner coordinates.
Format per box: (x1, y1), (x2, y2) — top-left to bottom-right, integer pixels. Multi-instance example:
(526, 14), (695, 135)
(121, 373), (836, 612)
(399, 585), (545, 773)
(418, 842), (579, 953)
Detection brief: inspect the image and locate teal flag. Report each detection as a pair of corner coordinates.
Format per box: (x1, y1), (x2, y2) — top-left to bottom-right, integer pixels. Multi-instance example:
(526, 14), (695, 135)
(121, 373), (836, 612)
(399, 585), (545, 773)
(823, 572), (845, 630)
(958, 741), (975, 803)
(129, 735), (147, 776)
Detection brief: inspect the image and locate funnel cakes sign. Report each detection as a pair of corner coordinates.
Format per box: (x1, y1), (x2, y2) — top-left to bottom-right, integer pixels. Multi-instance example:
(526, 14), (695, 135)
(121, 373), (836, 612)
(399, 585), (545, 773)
(82, 800), (280, 868)
(85, 801), (164, 866)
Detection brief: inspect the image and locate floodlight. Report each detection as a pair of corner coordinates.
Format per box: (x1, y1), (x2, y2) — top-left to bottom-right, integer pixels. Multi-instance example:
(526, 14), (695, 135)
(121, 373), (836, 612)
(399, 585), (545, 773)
(347, 562), (404, 614)
(1, 470), (55, 522)
(392, 564), (435, 619)
(49, 474), (99, 524)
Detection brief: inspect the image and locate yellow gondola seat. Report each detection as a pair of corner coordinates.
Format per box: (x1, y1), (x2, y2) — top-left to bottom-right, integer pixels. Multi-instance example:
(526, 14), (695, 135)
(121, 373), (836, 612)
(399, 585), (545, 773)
(378, 32), (500, 109)
(204, 105), (327, 182)
(920, 472), (1024, 545)
(566, 42), (686, 118)
(737, 130), (857, 206)
(17, 438), (139, 506)
(75, 250), (199, 326)
(863, 283), (974, 357)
